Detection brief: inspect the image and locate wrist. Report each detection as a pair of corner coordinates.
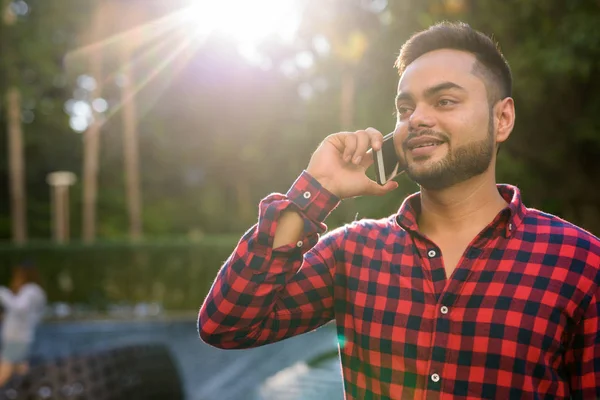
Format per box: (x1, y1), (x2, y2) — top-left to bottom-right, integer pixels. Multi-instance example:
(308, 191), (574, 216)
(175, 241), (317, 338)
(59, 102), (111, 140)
(304, 169), (339, 198)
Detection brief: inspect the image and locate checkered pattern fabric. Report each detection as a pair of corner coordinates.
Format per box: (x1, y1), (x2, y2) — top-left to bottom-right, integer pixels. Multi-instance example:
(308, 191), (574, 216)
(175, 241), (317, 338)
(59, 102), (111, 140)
(199, 171), (600, 399)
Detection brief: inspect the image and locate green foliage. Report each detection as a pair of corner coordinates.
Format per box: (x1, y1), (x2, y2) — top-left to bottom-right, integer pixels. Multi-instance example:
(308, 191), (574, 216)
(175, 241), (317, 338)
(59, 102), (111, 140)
(1, 0), (600, 243)
(457, 0), (600, 233)
(1, 0), (92, 238)
(0, 235), (240, 310)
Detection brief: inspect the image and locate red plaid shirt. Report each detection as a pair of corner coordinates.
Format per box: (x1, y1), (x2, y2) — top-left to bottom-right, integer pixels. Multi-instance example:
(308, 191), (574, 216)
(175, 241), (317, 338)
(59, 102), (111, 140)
(199, 171), (600, 399)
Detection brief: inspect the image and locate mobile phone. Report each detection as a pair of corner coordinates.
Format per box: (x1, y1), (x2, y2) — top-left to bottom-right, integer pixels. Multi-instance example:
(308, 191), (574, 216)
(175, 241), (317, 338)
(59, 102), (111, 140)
(373, 132), (405, 185)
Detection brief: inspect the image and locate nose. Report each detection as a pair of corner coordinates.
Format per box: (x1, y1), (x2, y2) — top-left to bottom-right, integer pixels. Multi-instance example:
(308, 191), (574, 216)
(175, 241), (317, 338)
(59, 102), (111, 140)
(408, 104), (435, 130)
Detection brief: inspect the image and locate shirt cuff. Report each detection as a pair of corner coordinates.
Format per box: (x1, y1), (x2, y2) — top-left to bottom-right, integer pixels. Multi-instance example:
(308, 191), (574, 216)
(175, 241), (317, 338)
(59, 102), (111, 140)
(286, 170), (341, 223)
(249, 171), (341, 256)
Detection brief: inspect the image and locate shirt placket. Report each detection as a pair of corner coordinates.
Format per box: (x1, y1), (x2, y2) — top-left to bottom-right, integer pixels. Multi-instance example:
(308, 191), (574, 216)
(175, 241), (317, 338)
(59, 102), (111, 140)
(419, 240), (488, 400)
(415, 241), (447, 399)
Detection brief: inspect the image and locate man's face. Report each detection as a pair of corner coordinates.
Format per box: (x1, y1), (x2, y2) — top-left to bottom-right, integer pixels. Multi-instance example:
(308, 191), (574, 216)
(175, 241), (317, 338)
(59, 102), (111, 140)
(394, 49), (496, 190)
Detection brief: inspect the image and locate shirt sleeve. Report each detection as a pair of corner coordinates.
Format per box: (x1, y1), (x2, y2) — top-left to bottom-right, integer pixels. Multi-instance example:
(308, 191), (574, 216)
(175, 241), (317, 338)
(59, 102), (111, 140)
(0, 285), (45, 314)
(565, 285), (600, 399)
(0, 286), (12, 308)
(198, 171), (343, 349)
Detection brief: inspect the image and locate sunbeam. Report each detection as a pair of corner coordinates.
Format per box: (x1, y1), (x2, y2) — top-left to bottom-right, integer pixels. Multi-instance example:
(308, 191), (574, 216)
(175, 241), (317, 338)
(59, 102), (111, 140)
(63, 0), (303, 131)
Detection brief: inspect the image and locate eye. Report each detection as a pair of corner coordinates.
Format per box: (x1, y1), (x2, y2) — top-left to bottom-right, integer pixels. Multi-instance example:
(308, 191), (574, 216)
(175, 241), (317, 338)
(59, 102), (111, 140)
(396, 105), (414, 119)
(437, 99), (456, 107)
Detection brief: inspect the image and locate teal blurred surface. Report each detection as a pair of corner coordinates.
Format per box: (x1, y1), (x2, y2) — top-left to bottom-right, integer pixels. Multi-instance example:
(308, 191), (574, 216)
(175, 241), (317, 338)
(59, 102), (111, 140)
(24, 319), (343, 400)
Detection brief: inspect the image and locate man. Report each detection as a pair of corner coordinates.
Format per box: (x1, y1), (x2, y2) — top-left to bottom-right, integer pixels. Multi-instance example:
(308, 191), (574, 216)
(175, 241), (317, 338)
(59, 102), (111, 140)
(199, 22), (600, 399)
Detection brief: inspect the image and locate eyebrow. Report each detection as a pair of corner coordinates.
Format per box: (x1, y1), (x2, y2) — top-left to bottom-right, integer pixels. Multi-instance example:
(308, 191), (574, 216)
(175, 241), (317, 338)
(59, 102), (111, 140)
(396, 81), (467, 104)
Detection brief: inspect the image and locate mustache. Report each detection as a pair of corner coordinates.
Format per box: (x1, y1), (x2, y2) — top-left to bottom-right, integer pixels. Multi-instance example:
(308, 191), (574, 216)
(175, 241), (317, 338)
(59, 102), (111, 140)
(403, 129), (449, 148)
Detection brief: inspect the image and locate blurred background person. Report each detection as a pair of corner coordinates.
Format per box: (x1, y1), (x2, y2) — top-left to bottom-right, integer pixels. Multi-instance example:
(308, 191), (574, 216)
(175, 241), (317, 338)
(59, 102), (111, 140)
(0, 261), (47, 386)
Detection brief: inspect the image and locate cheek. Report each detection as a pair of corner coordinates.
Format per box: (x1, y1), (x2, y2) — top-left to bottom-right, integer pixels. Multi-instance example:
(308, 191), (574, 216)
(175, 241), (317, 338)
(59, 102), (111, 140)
(443, 110), (489, 144)
(392, 127), (407, 154)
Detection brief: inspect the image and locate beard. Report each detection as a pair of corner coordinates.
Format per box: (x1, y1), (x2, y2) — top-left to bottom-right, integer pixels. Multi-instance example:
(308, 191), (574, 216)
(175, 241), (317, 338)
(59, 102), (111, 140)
(405, 117), (495, 191)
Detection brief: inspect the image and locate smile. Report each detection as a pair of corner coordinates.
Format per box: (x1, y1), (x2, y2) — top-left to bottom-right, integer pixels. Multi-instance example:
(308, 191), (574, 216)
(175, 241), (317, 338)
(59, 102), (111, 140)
(408, 142), (445, 157)
(410, 142), (442, 149)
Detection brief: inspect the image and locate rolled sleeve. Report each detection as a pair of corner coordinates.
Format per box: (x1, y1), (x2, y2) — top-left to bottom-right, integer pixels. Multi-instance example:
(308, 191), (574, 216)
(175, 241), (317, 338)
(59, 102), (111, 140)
(251, 171), (340, 256)
(198, 171), (343, 349)
(286, 171), (341, 223)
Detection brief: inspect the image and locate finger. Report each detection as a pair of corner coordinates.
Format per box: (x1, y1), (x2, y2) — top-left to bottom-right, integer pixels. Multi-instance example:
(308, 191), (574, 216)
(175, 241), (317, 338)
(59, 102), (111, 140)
(360, 149), (374, 168)
(324, 131), (351, 153)
(365, 127), (384, 151)
(363, 177), (399, 196)
(352, 130), (370, 165)
(342, 134), (357, 162)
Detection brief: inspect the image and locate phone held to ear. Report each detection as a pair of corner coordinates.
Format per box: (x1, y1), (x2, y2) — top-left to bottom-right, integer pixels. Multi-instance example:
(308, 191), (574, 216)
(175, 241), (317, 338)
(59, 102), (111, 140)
(373, 132), (406, 186)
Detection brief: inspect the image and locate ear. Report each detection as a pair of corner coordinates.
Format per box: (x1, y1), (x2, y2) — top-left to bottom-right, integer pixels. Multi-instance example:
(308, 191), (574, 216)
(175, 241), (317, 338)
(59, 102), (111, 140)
(494, 97), (515, 144)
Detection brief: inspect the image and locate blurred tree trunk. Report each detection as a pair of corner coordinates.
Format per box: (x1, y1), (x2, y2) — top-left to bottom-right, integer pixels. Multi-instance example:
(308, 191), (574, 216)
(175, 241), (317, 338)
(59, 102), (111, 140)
(120, 40), (143, 241)
(82, 121), (101, 243)
(81, 4), (105, 243)
(6, 87), (26, 244)
(3, 1), (26, 244)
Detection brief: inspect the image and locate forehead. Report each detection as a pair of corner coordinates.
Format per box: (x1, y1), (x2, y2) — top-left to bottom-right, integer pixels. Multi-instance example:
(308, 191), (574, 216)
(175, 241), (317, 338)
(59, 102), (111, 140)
(397, 49), (485, 94)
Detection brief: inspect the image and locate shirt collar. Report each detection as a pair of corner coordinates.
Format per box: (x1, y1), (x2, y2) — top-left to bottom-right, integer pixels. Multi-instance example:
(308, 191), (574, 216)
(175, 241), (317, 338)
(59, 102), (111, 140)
(395, 184), (527, 238)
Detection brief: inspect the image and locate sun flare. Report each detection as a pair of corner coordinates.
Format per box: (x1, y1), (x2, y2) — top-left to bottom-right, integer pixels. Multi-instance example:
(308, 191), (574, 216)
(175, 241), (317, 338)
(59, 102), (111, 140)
(64, 0), (303, 132)
(184, 0), (301, 47)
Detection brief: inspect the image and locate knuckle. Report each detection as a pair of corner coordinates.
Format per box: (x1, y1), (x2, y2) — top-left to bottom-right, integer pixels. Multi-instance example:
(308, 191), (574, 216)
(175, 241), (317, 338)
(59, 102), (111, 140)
(329, 131), (349, 140)
(353, 131), (366, 141)
(356, 131), (369, 142)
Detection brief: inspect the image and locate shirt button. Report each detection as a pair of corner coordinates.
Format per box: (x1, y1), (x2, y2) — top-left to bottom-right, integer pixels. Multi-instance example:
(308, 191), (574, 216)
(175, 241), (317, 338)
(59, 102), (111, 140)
(427, 249), (437, 258)
(508, 223), (513, 231)
(440, 306), (448, 315)
(431, 373), (440, 383)
(303, 191), (311, 199)
(296, 241), (303, 248)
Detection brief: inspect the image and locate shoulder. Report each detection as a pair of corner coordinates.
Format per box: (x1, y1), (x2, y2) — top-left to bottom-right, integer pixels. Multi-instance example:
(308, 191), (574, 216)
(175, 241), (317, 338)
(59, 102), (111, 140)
(21, 283), (46, 300)
(516, 209), (600, 315)
(523, 209), (600, 285)
(321, 215), (405, 249)
(344, 215), (398, 236)
(524, 208), (600, 252)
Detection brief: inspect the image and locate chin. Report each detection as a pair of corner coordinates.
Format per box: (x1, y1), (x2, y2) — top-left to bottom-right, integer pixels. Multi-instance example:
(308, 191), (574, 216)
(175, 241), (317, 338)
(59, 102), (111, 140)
(406, 136), (495, 190)
(408, 155), (445, 171)
(406, 159), (453, 189)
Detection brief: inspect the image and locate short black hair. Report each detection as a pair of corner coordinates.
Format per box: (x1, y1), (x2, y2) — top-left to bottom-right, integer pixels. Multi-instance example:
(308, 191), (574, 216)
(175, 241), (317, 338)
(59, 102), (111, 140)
(395, 21), (512, 104)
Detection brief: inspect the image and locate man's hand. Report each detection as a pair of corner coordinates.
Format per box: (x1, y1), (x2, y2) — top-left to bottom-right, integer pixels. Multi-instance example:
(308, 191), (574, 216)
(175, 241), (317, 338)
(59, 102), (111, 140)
(306, 128), (399, 199)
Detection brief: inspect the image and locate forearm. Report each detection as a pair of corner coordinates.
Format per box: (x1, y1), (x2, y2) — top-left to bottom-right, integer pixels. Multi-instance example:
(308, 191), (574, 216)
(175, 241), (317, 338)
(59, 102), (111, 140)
(272, 209), (304, 249)
(199, 230), (307, 348)
(198, 172), (341, 349)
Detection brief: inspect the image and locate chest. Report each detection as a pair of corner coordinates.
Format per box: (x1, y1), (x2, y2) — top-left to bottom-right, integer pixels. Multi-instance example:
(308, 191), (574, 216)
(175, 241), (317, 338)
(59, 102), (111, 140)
(427, 232), (478, 279)
(338, 247), (585, 357)
(437, 242), (468, 279)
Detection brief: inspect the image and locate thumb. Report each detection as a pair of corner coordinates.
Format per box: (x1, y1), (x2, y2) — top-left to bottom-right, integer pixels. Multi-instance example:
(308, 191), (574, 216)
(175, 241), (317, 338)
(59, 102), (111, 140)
(363, 178), (399, 196)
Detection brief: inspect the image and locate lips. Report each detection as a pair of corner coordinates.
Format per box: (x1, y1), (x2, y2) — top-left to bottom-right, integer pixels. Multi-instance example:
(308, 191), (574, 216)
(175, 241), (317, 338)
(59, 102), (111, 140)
(410, 142), (442, 150)
(405, 136), (446, 151)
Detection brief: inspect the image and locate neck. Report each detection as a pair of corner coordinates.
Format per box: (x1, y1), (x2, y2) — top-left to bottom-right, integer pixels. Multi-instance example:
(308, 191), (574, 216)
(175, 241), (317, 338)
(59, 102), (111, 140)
(417, 171), (508, 236)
